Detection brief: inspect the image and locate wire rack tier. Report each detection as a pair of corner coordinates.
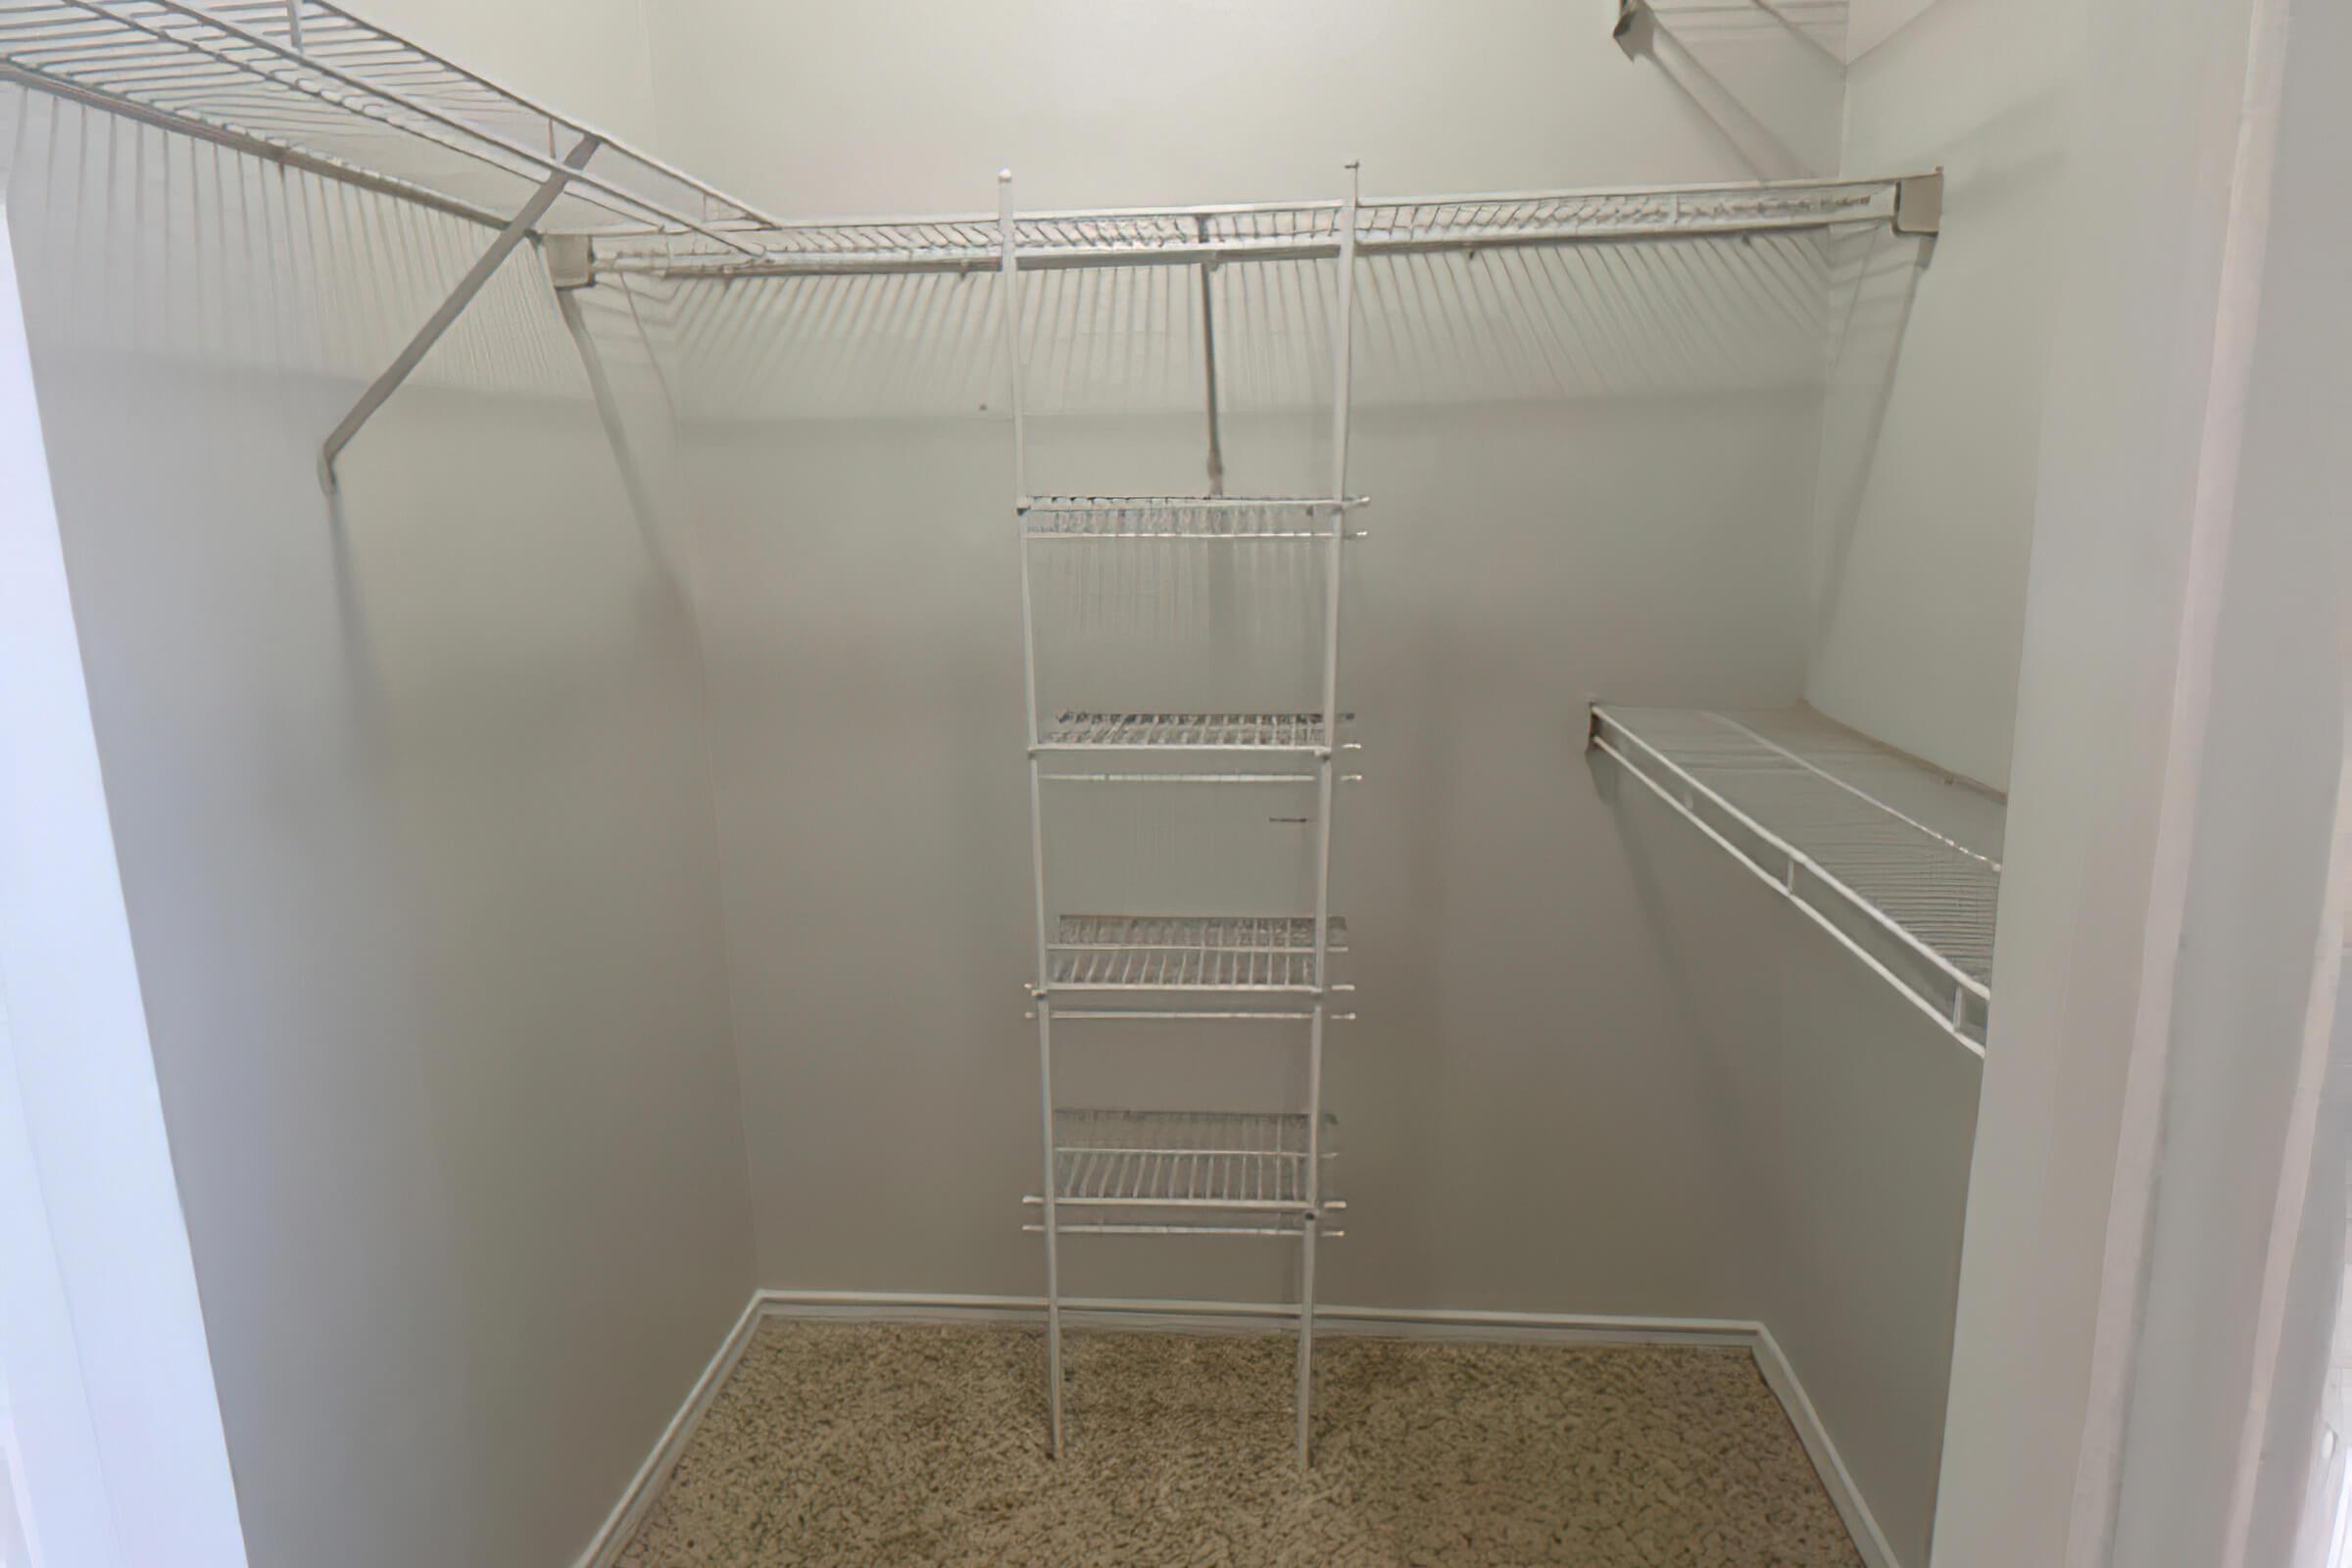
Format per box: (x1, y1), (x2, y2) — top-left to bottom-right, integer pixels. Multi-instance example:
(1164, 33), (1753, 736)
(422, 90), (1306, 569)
(1038, 711), (1336, 752)
(1022, 497), (1352, 541)
(1034, 1109), (1340, 1211)
(1045, 914), (1348, 993)
(1590, 704), (2001, 1048)
(0, 1), (780, 248)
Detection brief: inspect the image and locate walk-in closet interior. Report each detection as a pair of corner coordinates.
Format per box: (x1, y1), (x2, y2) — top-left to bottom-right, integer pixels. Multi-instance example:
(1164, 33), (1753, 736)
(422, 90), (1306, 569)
(4, 3), (2347, 1567)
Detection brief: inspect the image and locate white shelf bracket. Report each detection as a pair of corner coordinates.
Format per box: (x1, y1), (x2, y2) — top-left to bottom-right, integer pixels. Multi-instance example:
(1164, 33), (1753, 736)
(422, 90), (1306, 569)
(1895, 169), (1944, 236)
(317, 132), (601, 500)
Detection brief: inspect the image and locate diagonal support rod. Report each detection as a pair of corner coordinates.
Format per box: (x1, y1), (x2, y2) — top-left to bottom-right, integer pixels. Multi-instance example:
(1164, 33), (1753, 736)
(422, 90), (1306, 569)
(318, 132), (600, 497)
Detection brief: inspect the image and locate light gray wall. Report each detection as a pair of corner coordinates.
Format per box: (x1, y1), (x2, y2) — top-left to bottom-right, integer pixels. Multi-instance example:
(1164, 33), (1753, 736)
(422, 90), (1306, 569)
(1608, 774), (1979, 1567)
(4, 94), (751, 1568)
(639, 0), (1845, 215)
(1806, 0), (2079, 791)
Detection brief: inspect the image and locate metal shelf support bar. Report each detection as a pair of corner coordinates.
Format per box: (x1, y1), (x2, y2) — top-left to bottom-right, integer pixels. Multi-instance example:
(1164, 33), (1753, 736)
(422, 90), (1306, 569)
(1297, 161), (1359, 1469)
(318, 131), (598, 499)
(1004, 171), (1064, 1461)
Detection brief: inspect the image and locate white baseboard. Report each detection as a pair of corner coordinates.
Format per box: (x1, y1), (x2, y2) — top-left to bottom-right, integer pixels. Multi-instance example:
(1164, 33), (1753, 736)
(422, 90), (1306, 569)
(571, 1292), (766, 1568)
(1752, 1323), (1900, 1568)
(577, 1289), (1898, 1568)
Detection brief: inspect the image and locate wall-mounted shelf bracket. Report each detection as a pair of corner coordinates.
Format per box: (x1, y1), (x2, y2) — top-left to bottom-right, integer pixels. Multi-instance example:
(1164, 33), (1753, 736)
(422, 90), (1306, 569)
(545, 234), (596, 292)
(1895, 170), (1944, 235)
(318, 133), (599, 498)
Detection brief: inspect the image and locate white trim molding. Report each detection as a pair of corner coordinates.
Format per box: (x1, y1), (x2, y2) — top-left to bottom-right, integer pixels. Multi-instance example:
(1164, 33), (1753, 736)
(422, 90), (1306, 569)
(569, 1294), (767, 1568)
(575, 1290), (1898, 1568)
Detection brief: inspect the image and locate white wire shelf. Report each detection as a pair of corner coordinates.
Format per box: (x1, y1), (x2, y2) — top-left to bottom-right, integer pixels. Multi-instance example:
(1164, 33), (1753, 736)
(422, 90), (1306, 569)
(598, 172), (1941, 278)
(1023, 1219), (1344, 1238)
(1021, 497), (1353, 541)
(1038, 711), (1339, 752)
(1044, 914), (1348, 994)
(1591, 704), (1999, 1048)
(0, 1), (779, 248)
(1028, 1109), (1340, 1213)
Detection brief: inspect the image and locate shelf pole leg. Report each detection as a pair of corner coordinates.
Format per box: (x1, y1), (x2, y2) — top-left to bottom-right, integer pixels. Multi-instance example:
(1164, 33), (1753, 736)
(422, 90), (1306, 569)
(999, 172), (1028, 510)
(1001, 171), (1063, 1458)
(1298, 161), (1359, 1471)
(1195, 218), (1225, 497)
(1298, 998), (1326, 1465)
(318, 132), (599, 498)
(1036, 995), (1065, 1459)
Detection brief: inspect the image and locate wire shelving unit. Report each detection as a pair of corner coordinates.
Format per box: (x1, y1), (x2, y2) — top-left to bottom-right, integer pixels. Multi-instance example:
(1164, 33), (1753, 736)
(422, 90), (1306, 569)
(1589, 704), (2001, 1050)
(1002, 163), (1362, 1465)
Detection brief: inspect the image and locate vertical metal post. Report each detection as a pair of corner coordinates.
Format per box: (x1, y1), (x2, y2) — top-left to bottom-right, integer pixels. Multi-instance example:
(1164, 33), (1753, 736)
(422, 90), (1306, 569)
(1298, 161), (1359, 1468)
(1196, 217), (1226, 497)
(283, 0), (304, 53)
(1298, 1000), (1325, 1461)
(1003, 171), (1063, 1459)
(1000, 172), (1029, 511)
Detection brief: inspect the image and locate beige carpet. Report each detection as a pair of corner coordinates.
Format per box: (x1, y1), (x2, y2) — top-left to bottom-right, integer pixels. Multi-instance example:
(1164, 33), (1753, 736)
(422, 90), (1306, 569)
(616, 1320), (1864, 1567)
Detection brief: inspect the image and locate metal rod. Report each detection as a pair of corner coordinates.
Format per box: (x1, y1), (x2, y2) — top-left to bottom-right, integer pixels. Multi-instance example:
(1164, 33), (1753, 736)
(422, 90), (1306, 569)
(1036, 771), (1330, 784)
(597, 210), (1896, 281)
(283, 0), (303, 55)
(1026, 1223), (1347, 1239)
(1024, 496), (1356, 513)
(1036, 1009), (1358, 1021)
(1298, 162), (1360, 1470)
(999, 172), (1028, 510)
(1196, 217), (1225, 497)
(1035, 1000), (1065, 1457)
(318, 132), (599, 497)
(1298, 1001), (1325, 1465)
(1002, 170), (1064, 1459)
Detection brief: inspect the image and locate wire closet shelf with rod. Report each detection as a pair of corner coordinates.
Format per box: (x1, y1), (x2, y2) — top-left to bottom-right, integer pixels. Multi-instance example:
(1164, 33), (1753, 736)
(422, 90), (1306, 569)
(1000, 166), (1365, 1466)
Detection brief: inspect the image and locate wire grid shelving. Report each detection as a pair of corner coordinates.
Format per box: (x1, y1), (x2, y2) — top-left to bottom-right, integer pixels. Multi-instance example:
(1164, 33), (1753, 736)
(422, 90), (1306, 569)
(1046, 915), (1348, 993)
(1004, 165), (1360, 1467)
(1021, 497), (1355, 541)
(594, 172), (1939, 279)
(1590, 704), (2001, 1048)
(0, 0), (780, 247)
(1039, 712), (1335, 752)
(1034, 1109), (1341, 1212)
